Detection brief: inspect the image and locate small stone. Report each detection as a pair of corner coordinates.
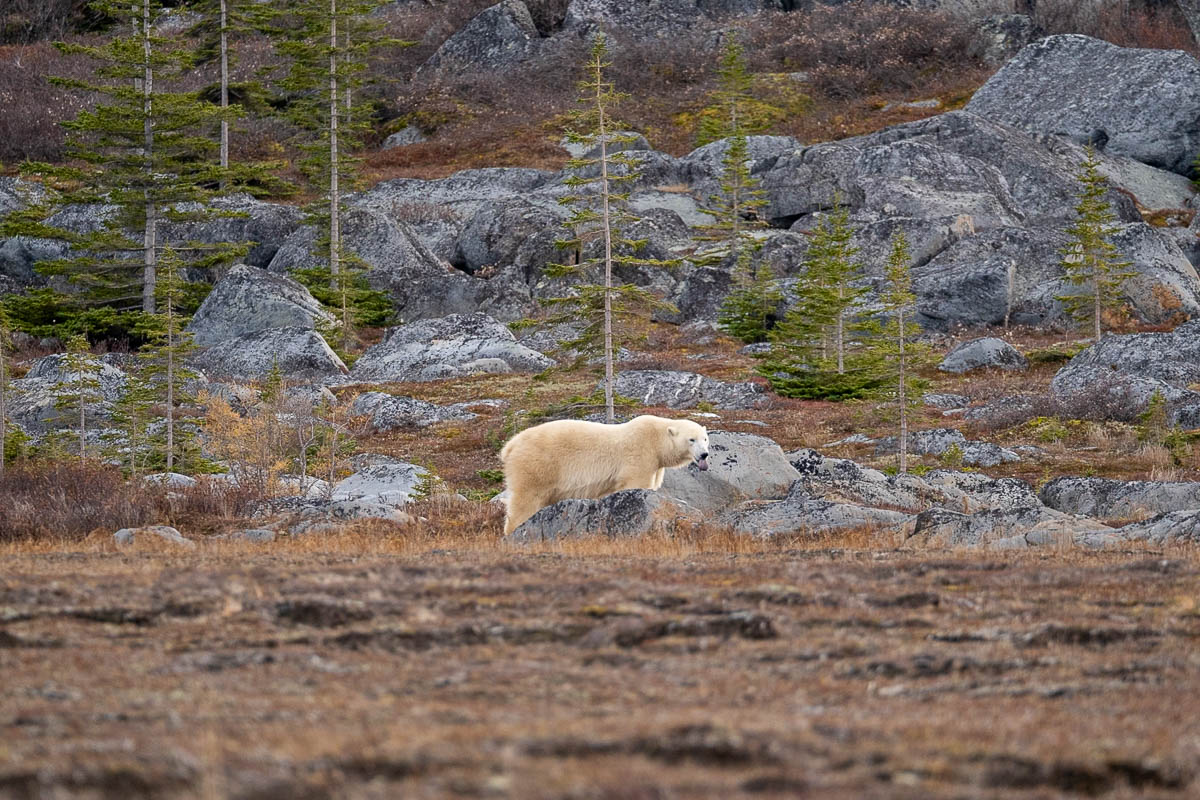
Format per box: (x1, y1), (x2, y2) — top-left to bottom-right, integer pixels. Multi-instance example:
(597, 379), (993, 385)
(113, 526), (196, 548)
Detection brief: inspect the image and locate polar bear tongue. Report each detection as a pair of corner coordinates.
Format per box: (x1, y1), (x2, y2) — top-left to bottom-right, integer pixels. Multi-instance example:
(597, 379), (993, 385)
(696, 459), (709, 471)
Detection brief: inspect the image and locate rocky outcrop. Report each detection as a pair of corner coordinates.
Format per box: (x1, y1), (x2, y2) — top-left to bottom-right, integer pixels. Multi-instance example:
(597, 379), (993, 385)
(613, 370), (769, 410)
(905, 505), (1113, 550)
(506, 489), (695, 543)
(660, 430), (799, 513)
(9, 353), (128, 431)
(966, 34), (1200, 175)
(349, 391), (483, 431)
(1039, 476), (1200, 521)
(113, 525), (196, 548)
(420, 0), (541, 78)
(349, 313), (554, 382)
(874, 428), (1019, 468)
(190, 327), (348, 382)
(939, 337), (1029, 373)
(162, 194), (305, 269)
(722, 481), (912, 538)
(186, 264), (335, 347)
(1050, 320), (1200, 422)
(970, 13), (1042, 65)
(453, 196), (568, 275)
(329, 460), (430, 506)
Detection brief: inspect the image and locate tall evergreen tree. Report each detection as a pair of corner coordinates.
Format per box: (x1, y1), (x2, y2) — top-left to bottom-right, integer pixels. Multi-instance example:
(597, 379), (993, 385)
(698, 36), (780, 344)
(1057, 146), (1134, 343)
(761, 203), (882, 399)
(544, 32), (676, 423)
(875, 232), (932, 473)
(696, 34), (771, 147)
(271, 0), (404, 351)
(18, 0), (242, 317)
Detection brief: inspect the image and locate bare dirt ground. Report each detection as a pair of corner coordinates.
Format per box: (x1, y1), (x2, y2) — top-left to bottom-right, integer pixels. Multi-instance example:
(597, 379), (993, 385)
(3, 538), (1199, 799)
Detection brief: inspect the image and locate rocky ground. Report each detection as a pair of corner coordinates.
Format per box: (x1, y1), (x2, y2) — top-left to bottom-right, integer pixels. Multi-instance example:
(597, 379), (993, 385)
(1, 541), (1198, 799)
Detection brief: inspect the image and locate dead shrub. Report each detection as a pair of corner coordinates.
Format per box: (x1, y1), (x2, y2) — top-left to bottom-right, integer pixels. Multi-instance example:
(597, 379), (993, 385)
(744, 3), (981, 99)
(0, 42), (90, 163)
(0, 459), (167, 542)
(1033, 0), (1197, 52)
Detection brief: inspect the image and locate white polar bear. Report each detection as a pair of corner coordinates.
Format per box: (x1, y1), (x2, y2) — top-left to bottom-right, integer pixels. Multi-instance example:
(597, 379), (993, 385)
(499, 414), (710, 535)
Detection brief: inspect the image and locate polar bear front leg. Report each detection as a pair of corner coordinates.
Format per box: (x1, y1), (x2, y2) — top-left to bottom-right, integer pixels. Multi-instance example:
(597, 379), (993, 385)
(650, 467), (666, 490)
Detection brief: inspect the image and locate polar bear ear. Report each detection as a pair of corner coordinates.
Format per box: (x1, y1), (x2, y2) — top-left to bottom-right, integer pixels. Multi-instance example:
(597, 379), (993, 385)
(667, 425), (678, 437)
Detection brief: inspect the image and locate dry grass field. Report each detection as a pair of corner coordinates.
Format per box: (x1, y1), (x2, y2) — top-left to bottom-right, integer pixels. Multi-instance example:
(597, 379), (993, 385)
(2, 533), (1200, 799)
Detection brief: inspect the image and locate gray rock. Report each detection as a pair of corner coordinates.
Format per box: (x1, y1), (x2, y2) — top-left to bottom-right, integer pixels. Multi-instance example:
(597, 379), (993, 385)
(660, 430), (799, 514)
(454, 195), (568, 274)
(382, 125), (426, 149)
(420, 0), (540, 78)
(1050, 320), (1200, 421)
(655, 266), (734, 325)
(563, 0), (786, 36)
(613, 370), (768, 410)
(0, 176), (45, 217)
(9, 353), (128, 431)
(186, 264), (336, 347)
(679, 134), (801, 187)
(219, 528), (277, 543)
(1039, 476), (1200, 521)
(938, 337), (1029, 373)
(0, 236), (67, 288)
(143, 472), (197, 489)
(966, 34), (1200, 175)
(329, 461), (430, 506)
(162, 194), (305, 269)
(923, 393), (970, 410)
(970, 14), (1042, 65)
(349, 391), (478, 431)
(722, 481), (911, 538)
(190, 327), (348, 382)
(113, 525), (196, 548)
(874, 428), (1019, 468)
(506, 489), (695, 543)
(1112, 509), (1200, 544)
(350, 313), (553, 382)
(561, 130), (651, 160)
(282, 498), (415, 534)
(905, 505), (1113, 549)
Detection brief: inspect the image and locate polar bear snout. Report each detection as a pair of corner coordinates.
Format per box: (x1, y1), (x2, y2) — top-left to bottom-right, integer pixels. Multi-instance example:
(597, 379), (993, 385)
(695, 452), (709, 471)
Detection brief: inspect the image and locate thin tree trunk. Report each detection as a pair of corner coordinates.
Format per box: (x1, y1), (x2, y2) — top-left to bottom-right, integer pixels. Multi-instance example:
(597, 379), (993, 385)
(598, 63), (614, 425)
(78, 362), (86, 461)
(836, 305), (845, 374)
(1093, 266), (1102, 342)
(219, 0), (229, 188)
(343, 26), (351, 124)
(329, 0), (340, 291)
(166, 293), (174, 471)
(1004, 259), (1015, 330)
(0, 328), (6, 476)
(898, 307), (907, 474)
(141, 0), (156, 314)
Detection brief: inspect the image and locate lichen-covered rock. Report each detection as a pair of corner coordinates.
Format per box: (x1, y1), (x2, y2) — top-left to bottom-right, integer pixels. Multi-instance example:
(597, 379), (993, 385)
(905, 505), (1113, 549)
(420, 0), (540, 78)
(939, 337), (1029, 373)
(1112, 509), (1200, 544)
(660, 431), (800, 514)
(349, 313), (553, 382)
(874, 428), (1019, 468)
(967, 34), (1200, 175)
(190, 327), (348, 382)
(9, 353), (128, 431)
(186, 264), (336, 347)
(613, 370), (769, 410)
(349, 391), (480, 431)
(722, 482), (911, 538)
(506, 489), (696, 543)
(329, 461), (430, 506)
(113, 525), (196, 548)
(1039, 476), (1200, 521)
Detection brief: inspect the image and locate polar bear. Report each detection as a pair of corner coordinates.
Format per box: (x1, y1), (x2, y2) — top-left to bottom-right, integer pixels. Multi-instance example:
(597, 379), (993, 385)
(499, 414), (710, 535)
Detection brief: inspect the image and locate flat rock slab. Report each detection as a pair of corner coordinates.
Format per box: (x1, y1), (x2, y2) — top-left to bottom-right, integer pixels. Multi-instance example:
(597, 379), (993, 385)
(661, 431), (799, 514)
(722, 483), (911, 538)
(613, 370), (769, 410)
(191, 327), (348, 382)
(113, 526), (196, 548)
(186, 264), (335, 347)
(507, 489), (695, 543)
(1040, 476), (1200, 520)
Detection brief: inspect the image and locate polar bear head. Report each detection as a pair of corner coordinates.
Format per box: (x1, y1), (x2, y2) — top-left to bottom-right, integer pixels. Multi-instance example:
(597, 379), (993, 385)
(667, 419), (710, 471)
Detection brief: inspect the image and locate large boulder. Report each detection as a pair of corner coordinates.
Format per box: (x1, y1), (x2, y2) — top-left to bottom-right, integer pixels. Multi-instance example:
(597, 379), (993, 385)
(874, 428), (1019, 468)
(722, 482), (912, 538)
(1112, 509), (1200, 545)
(419, 0), (541, 78)
(349, 313), (554, 382)
(506, 489), (696, 543)
(563, 0), (786, 36)
(329, 460), (430, 506)
(655, 266), (734, 325)
(190, 327), (348, 382)
(613, 370), (769, 410)
(1050, 320), (1200, 422)
(939, 337), (1029, 373)
(349, 391), (480, 431)
(0, 236), (67, 289)
(966, 34), (1200, 175)
(162, 194), (305, 269)
(905, 505), (1113, 550)
(660, 430), (799, 513)
(186, 264), (336, 347)
(8, 353), (128, 431)
(453, 196), (568, 274)
(1040, 476), (1200, 521)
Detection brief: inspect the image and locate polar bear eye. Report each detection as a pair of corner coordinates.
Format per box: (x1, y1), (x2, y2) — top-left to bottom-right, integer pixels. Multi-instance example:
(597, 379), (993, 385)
(689, 438), (695, 443)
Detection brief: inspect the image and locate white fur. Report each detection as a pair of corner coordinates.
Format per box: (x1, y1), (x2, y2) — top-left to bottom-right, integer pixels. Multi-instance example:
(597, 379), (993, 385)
(499, 414), (709, 535)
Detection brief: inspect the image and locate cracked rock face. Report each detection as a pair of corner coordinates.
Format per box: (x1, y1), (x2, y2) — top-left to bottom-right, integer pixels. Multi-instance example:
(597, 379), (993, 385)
(939, 337), (1029, 374)
(1039, 477), (1200, 521)
(612, 370), (768, 410)
(190, 327), (348, 382)
(967, 34), (1200, 175)
(507, 489), (694, 543)
(186, 264), (336, 347)
(661, 431), (800, 514)
(349, 313), (554, 383)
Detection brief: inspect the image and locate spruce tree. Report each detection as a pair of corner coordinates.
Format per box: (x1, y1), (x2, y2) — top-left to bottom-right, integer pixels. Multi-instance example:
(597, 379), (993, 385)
(0, 306), (10, 476)
(1057, 146), (1134, 343)
(271, 0), (404, 351)
(544, 32), (676, 423)
(875, 232), (933, 473)
(697, 37), (780, 344)
(55, 334), (104, 461)
(761, 203), (882, 399)
(19, 0), (242, 319)
(696, 34), (771, 147)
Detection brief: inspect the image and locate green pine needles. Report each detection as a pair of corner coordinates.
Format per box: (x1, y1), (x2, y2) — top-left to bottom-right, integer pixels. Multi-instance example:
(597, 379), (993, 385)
(695, 33), (773, 147)
(544, 32), (676, 423)
(761, 202), (883, 399)
(1057, 146), (1135, 343)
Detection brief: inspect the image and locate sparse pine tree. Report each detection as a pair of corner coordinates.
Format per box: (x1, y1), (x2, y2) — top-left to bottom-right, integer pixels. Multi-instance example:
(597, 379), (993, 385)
(1057, 146), (1135, 343)
(875, 231), (933, 473)
(55, 334), (104, 460)
(761, 203), (882, 399)
(271, 0), (406, 351)
(544, 32), (677, 422)
(17, 0), (244, 319)
(0, 305), (10, 475)
(696, 34), (772, 147)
